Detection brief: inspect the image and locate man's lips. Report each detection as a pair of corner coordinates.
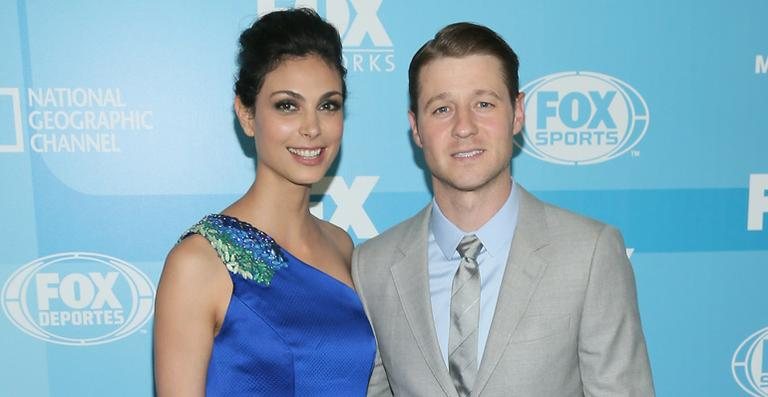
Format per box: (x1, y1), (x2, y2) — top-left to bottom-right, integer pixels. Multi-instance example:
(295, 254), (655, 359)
(452, 149), (485, 158)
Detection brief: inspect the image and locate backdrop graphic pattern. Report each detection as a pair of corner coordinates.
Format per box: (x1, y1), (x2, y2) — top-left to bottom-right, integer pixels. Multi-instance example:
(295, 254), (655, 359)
(1, 1), (766, 396)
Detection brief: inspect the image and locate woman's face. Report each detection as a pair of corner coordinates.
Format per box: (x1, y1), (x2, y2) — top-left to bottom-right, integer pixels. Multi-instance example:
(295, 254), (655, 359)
(238, 55), (344, 187)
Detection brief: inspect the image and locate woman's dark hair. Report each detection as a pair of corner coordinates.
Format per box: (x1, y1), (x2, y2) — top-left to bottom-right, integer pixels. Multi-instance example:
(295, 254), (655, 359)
(235, 8), (346, 108)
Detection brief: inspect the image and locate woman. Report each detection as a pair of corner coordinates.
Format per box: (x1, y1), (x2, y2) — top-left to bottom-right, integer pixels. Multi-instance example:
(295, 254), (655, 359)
(153, 9), (375, 396)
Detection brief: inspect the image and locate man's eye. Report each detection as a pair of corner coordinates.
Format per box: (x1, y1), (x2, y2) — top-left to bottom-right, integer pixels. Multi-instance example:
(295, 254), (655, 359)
(477, 101), (494, 109)
(433, 106), (449, 115)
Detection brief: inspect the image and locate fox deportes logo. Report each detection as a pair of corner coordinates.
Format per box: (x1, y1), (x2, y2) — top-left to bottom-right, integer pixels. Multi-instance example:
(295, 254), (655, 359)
(2, 252), (154, 346)
(732, 326), (768, 396)
(257, 0), (395, 72)
(519, 71), (649, 165)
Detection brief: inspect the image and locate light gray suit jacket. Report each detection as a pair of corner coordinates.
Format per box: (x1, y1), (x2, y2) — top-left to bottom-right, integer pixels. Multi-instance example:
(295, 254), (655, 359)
(351, 187), (654, 396)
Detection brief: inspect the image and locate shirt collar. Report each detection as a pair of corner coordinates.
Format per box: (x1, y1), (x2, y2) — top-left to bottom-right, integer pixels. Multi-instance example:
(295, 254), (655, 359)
(430, 180), (520, 260)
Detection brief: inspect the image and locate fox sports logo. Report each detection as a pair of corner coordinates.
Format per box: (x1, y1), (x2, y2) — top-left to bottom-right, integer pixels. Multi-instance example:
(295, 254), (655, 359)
(519, 71), (649, 165)
(732, 327), (768, 396)
(2, 252), (154, 346)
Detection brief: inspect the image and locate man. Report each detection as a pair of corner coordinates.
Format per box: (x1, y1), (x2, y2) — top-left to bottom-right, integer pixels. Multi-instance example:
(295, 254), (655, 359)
(351, 22), (654, 396)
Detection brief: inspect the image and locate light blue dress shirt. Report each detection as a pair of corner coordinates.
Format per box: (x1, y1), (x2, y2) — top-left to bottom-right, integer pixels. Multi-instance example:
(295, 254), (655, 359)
(428, 181), (520, 367)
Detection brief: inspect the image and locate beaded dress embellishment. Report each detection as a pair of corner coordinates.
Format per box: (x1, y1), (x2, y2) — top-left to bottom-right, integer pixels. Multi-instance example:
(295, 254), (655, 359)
(181, 214), (287, 286)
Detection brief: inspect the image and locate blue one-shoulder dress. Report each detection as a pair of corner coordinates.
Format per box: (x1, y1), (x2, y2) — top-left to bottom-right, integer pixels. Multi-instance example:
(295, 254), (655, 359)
(181, 214), (375, 396)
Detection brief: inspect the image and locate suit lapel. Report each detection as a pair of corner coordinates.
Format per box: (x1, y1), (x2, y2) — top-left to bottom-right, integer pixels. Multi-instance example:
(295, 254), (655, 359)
(472, 187), (551, 396)
(390, 204), (458, 397)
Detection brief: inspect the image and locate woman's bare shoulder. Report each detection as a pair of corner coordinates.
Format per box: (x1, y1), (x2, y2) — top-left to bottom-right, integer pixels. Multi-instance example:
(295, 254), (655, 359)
(157, 235), (231, 310)
(164, 236), (224, 280)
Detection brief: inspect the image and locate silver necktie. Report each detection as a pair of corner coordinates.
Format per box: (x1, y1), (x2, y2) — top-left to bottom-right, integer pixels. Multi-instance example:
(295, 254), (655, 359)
(448, 234), (483, 397)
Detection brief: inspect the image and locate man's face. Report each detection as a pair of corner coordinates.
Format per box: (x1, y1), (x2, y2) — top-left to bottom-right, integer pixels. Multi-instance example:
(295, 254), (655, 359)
(409, 54), (524, 195)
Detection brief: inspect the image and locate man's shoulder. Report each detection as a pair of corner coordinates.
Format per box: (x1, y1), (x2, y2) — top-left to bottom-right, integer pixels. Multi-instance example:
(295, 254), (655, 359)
(522, 190), (628, 267)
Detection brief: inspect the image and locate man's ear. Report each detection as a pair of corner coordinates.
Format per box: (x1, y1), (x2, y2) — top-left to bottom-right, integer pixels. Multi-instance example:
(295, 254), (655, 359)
(235, 96), (256, 137)
(408, 111), (423, 148)
(512, 92), (525, 136)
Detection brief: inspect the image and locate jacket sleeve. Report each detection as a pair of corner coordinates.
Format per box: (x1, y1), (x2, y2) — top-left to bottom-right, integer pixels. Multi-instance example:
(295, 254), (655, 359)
(578, 226), (655, 396)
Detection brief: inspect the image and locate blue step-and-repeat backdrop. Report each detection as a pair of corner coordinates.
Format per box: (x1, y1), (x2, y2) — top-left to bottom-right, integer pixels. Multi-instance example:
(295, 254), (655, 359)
(1, 1), (766, 396)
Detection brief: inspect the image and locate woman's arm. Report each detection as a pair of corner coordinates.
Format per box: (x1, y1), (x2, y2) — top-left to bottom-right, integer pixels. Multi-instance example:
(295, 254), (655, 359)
(153, 236), (231, 397)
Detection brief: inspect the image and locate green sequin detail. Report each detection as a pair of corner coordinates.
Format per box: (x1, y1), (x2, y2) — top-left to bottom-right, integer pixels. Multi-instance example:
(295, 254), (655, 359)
(180, 214), (287, 286)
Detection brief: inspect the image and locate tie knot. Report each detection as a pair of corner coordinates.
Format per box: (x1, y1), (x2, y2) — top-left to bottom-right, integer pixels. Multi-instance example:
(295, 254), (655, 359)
(457, 234), (483, 261)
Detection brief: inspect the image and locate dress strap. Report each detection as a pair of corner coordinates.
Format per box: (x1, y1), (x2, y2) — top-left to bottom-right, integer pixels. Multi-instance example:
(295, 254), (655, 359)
(180, 214), (287, 286)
